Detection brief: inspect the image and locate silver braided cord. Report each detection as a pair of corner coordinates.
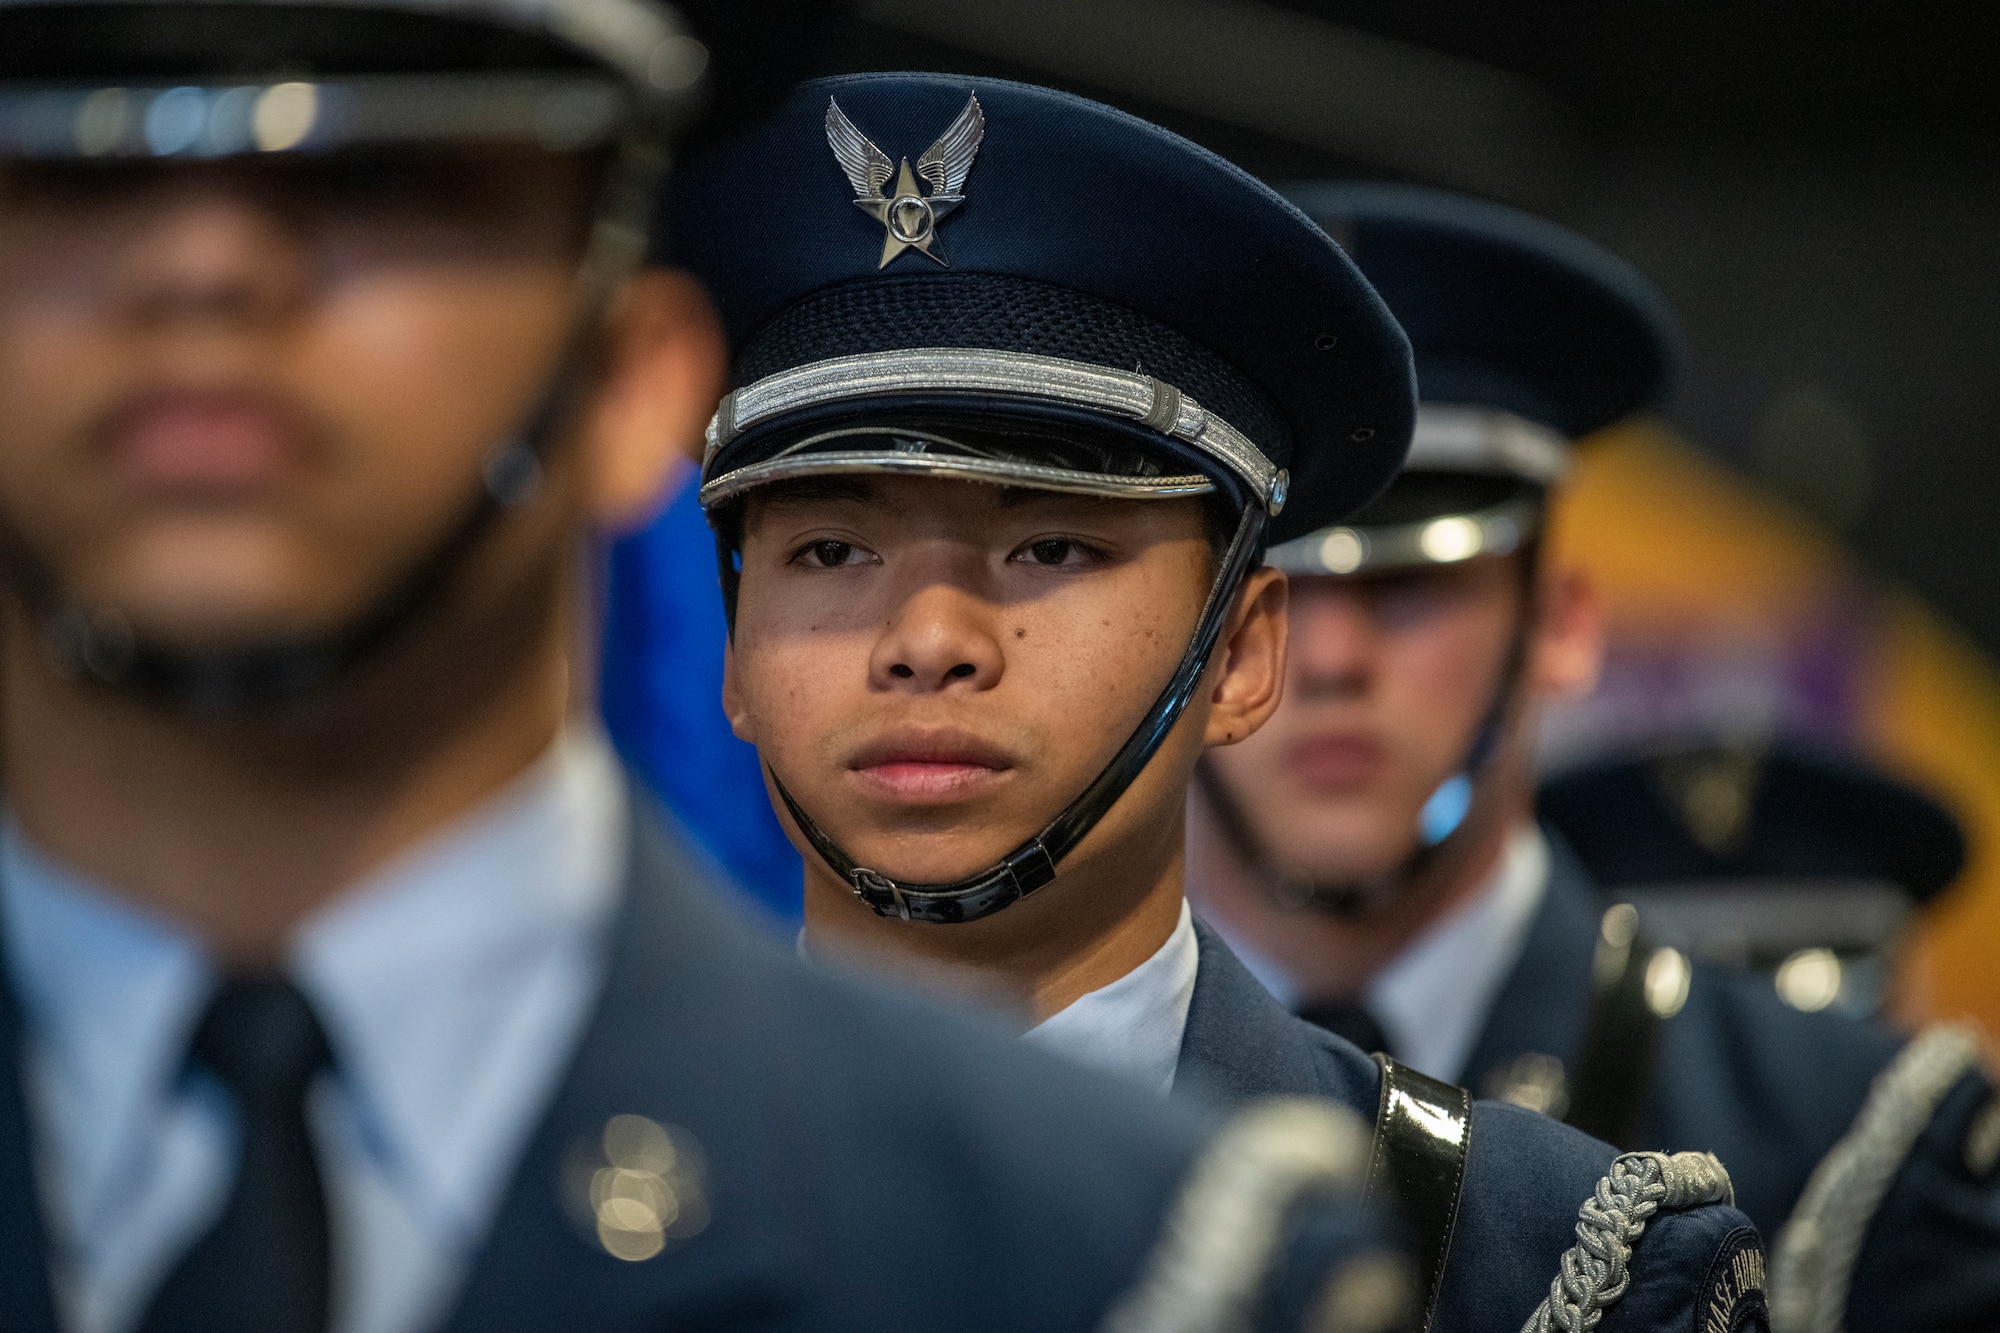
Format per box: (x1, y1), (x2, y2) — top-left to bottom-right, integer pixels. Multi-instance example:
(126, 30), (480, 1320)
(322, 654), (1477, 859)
(1100, 1098), (1376, 1333)
(1520, 1151), (1735, 1333)
(1768, 1024), (1986, 1333)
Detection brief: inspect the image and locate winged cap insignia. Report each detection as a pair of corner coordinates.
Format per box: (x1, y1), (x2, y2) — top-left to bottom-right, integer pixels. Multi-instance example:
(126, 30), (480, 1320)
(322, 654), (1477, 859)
(825, 92), (985, 268)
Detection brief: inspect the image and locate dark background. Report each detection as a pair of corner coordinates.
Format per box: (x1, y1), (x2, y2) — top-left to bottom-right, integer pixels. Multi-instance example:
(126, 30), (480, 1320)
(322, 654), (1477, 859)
(801, 0), (2000, 653)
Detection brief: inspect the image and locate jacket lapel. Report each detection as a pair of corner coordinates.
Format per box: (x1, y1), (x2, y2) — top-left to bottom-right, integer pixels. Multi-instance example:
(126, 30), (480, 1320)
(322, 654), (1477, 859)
(444, 802), (811, 1331)
(1458, 831), (1601, 1103)
(0, 954), (64, 1332)
(1174, 918), (1375, 1109)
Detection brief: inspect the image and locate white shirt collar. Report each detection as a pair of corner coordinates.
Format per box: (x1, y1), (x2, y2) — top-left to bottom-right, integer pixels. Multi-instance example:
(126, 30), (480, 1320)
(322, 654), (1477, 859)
(2, 727), (628, 1251)
(1022, 899), (1199, 1094)
(290, 728), (627, 1231)
(1365, 825), (1549, 1083)
(0, 840), (210, 1238)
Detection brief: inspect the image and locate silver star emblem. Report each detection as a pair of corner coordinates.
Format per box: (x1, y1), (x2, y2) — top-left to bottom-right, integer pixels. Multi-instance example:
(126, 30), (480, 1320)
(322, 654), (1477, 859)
(825, 93), (986, 268)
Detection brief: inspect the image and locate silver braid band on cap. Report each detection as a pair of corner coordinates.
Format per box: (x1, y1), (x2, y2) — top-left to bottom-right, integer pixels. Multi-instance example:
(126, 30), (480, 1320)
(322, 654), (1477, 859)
(699, 347), (1285, 513)
(1521, 1151), (1735, 1333)
(1768, 1024), (1986, 1333)
(1100, 1098), (1383, 1333)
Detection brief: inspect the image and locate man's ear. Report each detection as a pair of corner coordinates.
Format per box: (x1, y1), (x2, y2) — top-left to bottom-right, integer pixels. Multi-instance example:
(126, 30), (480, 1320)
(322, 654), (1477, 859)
(1203, 566), (1289, 748)
(585, 267), (729, 532)
(721, 633), (755, 744)
(1530, 561), (1606, 701)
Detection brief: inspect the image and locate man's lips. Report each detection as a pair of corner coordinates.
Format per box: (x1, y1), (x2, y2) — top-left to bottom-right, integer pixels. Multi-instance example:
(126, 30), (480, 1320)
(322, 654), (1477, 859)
(1284, 731), (1387, 789)
(103, 390), (305, 492)
(847, 731), (1016, 802)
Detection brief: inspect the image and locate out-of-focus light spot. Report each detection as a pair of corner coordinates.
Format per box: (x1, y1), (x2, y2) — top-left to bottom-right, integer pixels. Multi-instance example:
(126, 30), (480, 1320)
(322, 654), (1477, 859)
(1317, 527), (1365, 573)
(1600, 903), (1638, 950)
(1775, 947), (1843, 1012)
(1418, 773), (1471, 844)
(1314, 1251), (1415, 1333)
(1418, 515), (1481, 563)
(1644, 947), (1692, 1018)
(1593, 903), (1638, 988)
(648, 34), (709, 92)
(253, 82), (318, 152)
(604, 1112), (678, 1174)
(1492, 1052), (1568, 1118)
(585, 1114), (709, 1261)
(144, 87), (207, 156)
(200, 86), (259, 156)
(73, 88), (128, 156)
(1965, 1098), (2000, 1180)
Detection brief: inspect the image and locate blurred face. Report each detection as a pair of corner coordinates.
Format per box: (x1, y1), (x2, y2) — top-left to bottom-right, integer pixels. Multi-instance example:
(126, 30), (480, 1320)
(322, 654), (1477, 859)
(724, 475), (1242, 887)
(1203, 557), (1525, 883)
(0, 145), (604, 654)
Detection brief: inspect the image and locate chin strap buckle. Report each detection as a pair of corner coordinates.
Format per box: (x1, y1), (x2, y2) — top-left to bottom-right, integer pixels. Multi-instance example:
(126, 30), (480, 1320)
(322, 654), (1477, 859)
(846, 840), (1061, 925)
(849, 868), (910, 920)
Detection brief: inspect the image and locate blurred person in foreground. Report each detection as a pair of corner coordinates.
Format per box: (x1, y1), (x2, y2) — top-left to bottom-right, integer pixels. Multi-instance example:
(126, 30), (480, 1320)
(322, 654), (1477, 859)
(678, 73), (1767, 1333)
(0, 4), (1409, 1331)
(1187, 182), (2000, 1332)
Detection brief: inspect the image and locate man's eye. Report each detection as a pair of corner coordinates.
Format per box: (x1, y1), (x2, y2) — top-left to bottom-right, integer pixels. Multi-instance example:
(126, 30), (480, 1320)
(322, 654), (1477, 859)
(1017, 539), (1095, 567)
(799, 539), (860, 568)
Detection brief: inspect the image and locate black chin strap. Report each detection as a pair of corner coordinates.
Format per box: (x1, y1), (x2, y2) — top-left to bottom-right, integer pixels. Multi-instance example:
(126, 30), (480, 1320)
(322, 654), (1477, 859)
(773, 502), (1268, 925)
(21, 140), (663, 716)
(1200, 547), (1540, 918)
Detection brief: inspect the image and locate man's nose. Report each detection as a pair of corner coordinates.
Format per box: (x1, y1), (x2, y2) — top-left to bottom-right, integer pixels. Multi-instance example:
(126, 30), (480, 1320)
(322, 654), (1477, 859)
(113, 187), (309, 335)
(869, 580), (1005, 694)
(1287, 584), (1379, 697)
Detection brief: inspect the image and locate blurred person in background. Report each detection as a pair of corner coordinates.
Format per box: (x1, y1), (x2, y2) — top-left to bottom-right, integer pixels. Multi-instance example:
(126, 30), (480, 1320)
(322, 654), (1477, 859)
(679, 72), (1768, 1333)
(1188, 181), (2000, 1332)
(0, 4), (1409, 1331)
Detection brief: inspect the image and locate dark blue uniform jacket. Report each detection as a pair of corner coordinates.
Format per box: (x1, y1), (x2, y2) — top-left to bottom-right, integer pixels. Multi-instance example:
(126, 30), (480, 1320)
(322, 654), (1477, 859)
(0, 804), (1370, 1333)
(1177, 919), (1766, 1333)
(1461, 835), (2000, 1333)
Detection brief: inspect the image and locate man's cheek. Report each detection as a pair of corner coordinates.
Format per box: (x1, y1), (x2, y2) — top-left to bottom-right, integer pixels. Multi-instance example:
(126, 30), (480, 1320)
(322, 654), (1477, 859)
(743, 652), (831, 760)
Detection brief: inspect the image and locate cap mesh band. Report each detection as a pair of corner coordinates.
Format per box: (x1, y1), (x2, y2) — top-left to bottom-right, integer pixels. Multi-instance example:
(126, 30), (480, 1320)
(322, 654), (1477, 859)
(735, 271), (1290, 461)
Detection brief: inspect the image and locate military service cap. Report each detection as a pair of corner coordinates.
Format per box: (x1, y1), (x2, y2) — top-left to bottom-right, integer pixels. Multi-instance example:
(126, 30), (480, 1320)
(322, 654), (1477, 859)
(0, 0), (713, 157)
(1540, 739), (1966, 1014)
(1541, 740), (1965, 902)
(1271, 182), (1684, 576)
(675, 73), (1415, 545)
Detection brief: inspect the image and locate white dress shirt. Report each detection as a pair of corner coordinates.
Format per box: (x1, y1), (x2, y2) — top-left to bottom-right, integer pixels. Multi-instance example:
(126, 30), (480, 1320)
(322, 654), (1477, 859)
(1366, 826), (1549, 1083)
(1208, 825), (1550, 1085)
(1, 729), (628, 1333)
(1024, 899), (1200, 1094)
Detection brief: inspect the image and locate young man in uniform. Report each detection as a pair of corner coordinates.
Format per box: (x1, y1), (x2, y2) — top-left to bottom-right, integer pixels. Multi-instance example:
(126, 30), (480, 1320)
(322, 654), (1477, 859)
(680, 73), (1769, 1333)
(1188, 181), (2000, 1331)
(0, 5), (1407, 1331)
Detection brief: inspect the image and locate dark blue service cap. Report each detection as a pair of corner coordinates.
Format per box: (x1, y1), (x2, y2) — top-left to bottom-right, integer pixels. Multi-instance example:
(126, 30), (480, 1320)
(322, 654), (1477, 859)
(1538, 740), (1967, 906)
(1268, 182), (1684, 576)
(1284, 182), (1685, 443)
(0, 0), (713, 157)
(670, 73), (1416, 544)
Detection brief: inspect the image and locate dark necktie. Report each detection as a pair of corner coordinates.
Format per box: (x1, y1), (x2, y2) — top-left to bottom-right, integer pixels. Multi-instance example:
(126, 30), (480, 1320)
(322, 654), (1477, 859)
(139, 977), (334, 1333)
(1297, 997), (1393, 1059)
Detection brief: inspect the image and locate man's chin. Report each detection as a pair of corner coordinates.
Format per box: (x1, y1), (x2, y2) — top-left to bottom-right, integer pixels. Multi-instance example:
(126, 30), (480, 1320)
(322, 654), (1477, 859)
(95, 599), (360, 656)
(1245, 808), (1417, 872)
